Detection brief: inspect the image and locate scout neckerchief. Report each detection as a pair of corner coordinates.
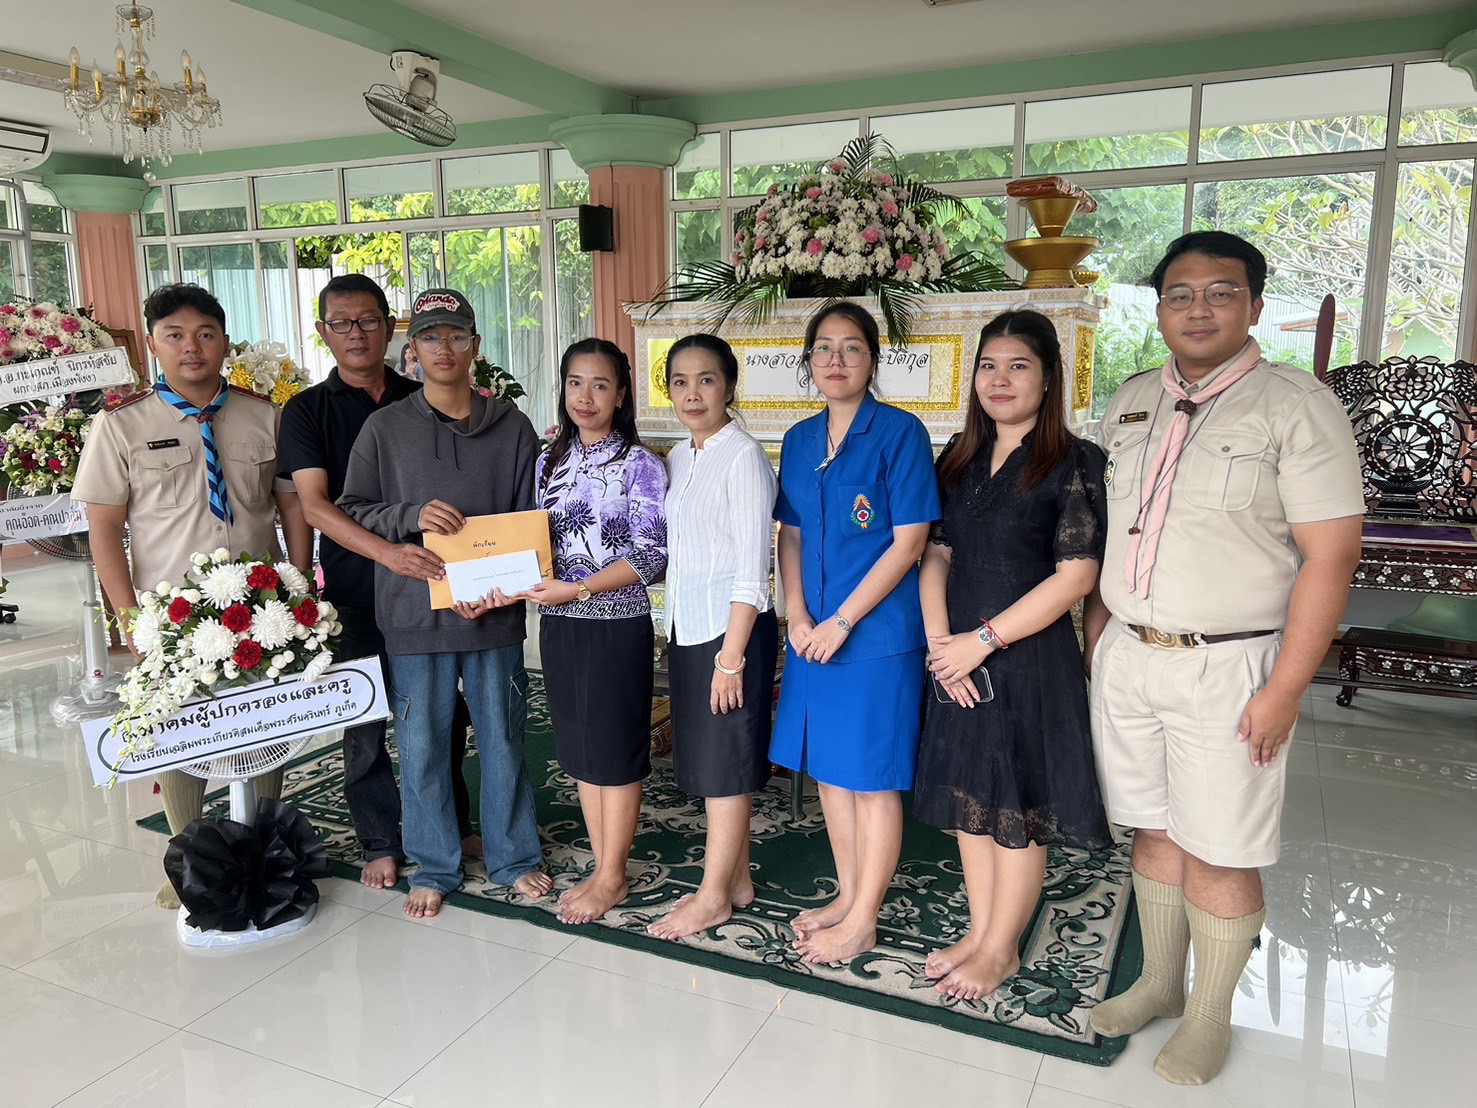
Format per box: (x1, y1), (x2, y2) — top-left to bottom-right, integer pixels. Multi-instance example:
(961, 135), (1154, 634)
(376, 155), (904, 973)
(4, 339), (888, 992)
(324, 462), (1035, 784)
(1124, 338), (1262, 597)
(155, 378), (233, 524)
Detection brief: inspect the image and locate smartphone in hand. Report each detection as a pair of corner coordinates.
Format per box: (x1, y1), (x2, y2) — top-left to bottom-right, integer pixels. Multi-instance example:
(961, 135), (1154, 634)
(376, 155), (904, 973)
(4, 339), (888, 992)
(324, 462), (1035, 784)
(931, 665), (995, 705)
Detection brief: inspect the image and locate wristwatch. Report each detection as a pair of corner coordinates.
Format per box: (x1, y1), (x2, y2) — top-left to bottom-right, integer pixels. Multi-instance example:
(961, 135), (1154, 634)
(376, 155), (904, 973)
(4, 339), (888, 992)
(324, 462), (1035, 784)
(575, 581), (592, 602)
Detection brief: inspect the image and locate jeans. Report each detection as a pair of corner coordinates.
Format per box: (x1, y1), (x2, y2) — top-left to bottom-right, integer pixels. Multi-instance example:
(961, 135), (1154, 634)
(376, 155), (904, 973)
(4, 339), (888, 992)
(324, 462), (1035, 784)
(338, 605), (474, 862)
(388, 645), (542, 892)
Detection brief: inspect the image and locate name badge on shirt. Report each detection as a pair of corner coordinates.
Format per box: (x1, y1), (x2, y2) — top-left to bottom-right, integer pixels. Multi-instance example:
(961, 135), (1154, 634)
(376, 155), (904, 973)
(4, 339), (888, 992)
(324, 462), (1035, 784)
(147, 438), (181, 449)
(1118, 411), (1149, 424)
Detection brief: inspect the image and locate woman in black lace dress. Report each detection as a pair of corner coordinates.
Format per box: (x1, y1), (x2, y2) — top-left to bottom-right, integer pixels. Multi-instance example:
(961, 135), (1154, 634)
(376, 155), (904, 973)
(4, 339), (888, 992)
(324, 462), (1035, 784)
(914, 309), (1112, 1001)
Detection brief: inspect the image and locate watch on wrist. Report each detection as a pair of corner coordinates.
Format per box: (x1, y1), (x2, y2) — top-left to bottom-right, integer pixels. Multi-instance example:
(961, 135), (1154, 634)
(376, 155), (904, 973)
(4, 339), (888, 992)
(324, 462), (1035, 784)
(575, 581), (592, 602)
(834, 615), (853, 632)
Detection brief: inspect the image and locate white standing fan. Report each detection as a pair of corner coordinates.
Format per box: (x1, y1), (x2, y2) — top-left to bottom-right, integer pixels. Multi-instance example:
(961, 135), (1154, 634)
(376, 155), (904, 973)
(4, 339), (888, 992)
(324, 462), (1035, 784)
(174, 729), (339, 948)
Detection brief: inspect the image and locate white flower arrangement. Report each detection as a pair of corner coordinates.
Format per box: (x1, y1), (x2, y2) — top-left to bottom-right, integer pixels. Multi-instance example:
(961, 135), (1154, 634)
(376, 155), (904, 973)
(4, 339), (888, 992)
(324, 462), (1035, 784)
(224, 340), (311, 406)
(0, 404), (91, 495)
(658, 134), (1014, 345)
(0, 299), (115, 364)
(109, 549), (342, 770)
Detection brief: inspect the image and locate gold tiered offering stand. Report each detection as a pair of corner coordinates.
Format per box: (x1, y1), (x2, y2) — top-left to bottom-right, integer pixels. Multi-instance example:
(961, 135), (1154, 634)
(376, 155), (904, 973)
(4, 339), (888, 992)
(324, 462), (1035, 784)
(1005, 197), (1100, 289)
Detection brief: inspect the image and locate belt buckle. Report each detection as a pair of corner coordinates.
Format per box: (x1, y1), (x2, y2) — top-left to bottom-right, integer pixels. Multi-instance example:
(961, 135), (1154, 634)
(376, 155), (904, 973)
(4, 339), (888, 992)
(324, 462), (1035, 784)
(1146, 626), (1193, 649)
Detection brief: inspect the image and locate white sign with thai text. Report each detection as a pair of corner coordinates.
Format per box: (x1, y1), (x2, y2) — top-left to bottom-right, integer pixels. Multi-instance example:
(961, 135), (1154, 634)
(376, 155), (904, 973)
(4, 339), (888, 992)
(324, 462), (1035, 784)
(81, 657), (389, 786)
(0, 346), (135, 405)
(0, 493), (88, 542)
(740, 345), (933, 400)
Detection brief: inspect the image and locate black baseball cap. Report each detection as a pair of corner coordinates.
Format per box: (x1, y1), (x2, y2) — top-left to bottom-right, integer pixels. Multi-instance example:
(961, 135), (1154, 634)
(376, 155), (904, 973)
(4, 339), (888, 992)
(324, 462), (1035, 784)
(408, 288), (477, 337)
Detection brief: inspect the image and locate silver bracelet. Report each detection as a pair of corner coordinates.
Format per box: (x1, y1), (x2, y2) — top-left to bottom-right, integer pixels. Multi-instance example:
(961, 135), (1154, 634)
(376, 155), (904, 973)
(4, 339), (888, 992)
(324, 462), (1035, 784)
(714, 652), (746, 675)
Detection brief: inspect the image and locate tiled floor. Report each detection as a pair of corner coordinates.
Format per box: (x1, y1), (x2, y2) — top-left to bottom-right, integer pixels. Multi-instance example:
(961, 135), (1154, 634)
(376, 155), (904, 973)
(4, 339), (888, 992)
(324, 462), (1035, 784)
(2, 556), (1474, 1107)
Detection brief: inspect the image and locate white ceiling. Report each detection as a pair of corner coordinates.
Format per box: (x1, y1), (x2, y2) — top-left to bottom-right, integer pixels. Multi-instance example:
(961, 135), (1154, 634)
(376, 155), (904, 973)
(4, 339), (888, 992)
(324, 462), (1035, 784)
(405, 0), (1473, 99)
(0, 0), (538, 158)
(0, 0), (1469, 161)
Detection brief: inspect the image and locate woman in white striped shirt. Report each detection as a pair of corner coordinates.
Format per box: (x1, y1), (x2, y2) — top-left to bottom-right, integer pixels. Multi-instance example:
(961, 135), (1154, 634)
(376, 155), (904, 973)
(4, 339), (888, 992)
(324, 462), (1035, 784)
(648, 333), (780, 941)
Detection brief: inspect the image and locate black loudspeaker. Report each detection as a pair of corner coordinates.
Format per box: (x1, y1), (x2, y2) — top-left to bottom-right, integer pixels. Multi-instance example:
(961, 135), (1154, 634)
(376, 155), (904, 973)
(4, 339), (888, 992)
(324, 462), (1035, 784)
(578, 204), (614, 252)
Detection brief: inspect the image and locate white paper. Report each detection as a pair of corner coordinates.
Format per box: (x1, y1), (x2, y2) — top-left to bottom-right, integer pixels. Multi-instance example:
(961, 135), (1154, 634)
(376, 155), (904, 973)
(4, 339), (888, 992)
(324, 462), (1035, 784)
(0, 347), (136, 405)
(443, 548), (543, 604)
(81, 657), (390, 787)
(0, 493), (88, 541)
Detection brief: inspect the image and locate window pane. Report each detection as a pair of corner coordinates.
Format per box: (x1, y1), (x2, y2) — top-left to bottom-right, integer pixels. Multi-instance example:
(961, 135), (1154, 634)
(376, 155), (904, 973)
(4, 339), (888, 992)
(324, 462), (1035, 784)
(675, 132), (720, 200)
(345, 162), (433, 222)
(23, 181), (66, 233)
(552, 217), (593, 432)
(931, 197), (1008, 272)
(675, 209), (724, 268)
(1193, 172), (1375, 369)
(444, 151), (541, 215)
(1070, 185), (1185, 416)
(731, 119), (859, 197)
(1383, 159), (1472, 359)
(173, 179), (248, 235)
(550, 148), (590, 207)
(256, 170), (338, 228)
(1025, 88), (1190, 173)
(260, 240), (295, 351)
(141, 186), (166, 236)
(0, 240), (15, 300)
(307, 231), (412, 317)
(1199, 68), (1389, 162)
(870, 105), (1014, 182)
(442, 225), (545, 415)
(143, 244), (171, 294)
(30, 241), (73, 304)
(0, 184), (11, 229)
(1400, 61), (1477, 146)
(179, 243), (261, 342)
(408, 231), (443, 299)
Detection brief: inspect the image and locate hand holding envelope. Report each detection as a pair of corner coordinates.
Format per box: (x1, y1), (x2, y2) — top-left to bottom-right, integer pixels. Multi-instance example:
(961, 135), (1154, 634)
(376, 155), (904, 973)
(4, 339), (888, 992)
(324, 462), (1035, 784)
(421, 509), (554, 610)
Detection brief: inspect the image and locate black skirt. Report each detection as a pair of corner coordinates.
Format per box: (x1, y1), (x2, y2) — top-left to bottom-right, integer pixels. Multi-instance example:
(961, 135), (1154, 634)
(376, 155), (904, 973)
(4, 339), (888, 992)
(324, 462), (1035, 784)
(540, 613), (654, 786)
(669, 609), (779, 798)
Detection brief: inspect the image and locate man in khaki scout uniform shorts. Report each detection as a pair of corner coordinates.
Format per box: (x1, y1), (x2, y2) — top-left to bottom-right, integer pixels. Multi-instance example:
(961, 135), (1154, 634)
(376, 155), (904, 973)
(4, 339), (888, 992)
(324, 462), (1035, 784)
(1083, 231), (1364, 1085)
(73, 283), (311, 909)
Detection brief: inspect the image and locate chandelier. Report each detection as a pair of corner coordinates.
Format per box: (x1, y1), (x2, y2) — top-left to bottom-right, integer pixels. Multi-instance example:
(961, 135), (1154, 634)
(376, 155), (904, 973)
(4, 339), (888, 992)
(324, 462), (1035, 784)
(62, 4), (222, 167)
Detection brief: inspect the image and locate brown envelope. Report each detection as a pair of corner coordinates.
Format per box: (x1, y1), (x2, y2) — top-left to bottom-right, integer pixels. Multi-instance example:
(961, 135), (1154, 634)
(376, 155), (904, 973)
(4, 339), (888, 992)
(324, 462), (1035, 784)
(421, 509), (554, 610)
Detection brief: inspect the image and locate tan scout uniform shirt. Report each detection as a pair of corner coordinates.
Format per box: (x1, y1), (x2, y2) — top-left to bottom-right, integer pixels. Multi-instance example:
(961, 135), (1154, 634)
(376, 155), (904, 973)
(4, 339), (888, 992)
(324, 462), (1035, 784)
(72, 386), (293, 590)
(1096, 360), (1364, 635)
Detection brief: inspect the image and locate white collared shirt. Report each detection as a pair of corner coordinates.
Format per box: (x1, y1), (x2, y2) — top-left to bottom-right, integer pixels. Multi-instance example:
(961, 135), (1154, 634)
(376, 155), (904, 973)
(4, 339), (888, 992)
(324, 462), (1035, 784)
(664, 421), (778, 645)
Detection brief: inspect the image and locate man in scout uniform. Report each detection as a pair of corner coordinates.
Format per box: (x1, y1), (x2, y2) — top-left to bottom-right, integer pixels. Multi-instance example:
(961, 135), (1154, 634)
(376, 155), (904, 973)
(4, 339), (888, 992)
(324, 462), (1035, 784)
(1084, 231), (1364, 1084)
(277, 273), (478, 893)
(73, 283), (312, 908)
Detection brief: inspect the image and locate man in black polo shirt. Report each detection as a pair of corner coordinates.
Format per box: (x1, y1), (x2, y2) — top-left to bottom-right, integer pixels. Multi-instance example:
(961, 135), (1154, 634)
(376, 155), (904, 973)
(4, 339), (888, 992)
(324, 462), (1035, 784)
(277, 274), (474, 889)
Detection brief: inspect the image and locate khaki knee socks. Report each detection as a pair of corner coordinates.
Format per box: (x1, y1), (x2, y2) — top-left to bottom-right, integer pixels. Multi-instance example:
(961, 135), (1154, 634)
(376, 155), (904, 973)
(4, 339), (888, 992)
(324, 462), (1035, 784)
(1153, 901), (1265, 1085)
(154, 768), (286, 908)
(1090, 872), (1189, 1037)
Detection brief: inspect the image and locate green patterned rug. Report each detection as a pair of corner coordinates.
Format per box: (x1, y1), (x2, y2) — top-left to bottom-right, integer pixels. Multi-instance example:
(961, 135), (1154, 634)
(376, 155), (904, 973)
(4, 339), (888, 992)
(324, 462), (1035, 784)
(139, 672), (1140, 1065)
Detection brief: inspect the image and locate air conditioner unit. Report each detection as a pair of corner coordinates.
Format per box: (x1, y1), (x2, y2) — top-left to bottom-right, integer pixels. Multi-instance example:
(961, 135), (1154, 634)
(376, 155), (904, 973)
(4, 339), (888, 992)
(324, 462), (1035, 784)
(0, 119), (50, 174)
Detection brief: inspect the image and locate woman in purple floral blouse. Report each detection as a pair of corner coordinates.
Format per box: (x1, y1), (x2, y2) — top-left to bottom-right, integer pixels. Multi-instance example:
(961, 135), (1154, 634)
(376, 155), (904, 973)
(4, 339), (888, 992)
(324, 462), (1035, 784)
(524, 337), (668, 925)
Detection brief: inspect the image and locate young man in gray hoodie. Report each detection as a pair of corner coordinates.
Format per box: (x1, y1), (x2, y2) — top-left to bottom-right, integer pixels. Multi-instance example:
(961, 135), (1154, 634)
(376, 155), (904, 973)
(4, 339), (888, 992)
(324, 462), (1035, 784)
(339, 288), (551, 918)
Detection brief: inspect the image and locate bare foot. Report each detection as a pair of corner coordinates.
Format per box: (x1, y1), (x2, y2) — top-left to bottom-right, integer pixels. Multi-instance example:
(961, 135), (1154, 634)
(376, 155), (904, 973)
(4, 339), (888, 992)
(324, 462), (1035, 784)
(461, 834), (484, 862)
(647, 892), (732, 940)
(791, 897), (851, 940)
(156, 879), (181, 910)
(404, 887), (443, 919)
(730, 875), (755, 909)
(361, 856), (399, 890)
(938, 948), (1020, 1001)
(925, 933), (981, 980)
(795, 917), (878, 964)
(513, 870), (552, 899)
(557, 876), (629, 925)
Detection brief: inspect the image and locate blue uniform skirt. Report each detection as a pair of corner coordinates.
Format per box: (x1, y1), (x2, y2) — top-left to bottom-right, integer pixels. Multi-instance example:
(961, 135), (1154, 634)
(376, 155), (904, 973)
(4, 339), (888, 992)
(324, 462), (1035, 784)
(770, 645), (926, 792)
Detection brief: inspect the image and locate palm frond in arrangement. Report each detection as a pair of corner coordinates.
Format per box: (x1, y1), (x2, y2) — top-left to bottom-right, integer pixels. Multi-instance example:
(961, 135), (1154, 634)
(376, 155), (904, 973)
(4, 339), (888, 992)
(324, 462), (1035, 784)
(649, 133), (1019, 345)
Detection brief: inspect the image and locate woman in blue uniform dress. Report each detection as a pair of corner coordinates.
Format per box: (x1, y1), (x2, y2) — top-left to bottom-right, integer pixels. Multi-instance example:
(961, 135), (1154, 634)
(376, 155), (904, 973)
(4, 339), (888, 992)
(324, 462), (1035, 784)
(772, 301), (940, 964)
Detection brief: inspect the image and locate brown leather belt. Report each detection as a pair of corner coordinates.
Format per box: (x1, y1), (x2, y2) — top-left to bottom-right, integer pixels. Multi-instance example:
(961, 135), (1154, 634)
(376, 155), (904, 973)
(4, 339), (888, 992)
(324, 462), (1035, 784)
(1127, 624), (1279, 649)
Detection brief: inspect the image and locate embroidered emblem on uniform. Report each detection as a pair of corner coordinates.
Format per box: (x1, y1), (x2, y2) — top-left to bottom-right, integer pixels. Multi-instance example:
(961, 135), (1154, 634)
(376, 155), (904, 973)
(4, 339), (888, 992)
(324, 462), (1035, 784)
(851, 493), (873, 528)
(1104, 458), (1115, 486)
(1119, 411), (1149, 424)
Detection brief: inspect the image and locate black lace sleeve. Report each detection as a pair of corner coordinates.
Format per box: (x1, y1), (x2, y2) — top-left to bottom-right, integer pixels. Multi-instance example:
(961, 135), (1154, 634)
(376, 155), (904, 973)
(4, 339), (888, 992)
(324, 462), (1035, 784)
(1053, 439), (1107, 563)
(929, 434), (960, 546)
